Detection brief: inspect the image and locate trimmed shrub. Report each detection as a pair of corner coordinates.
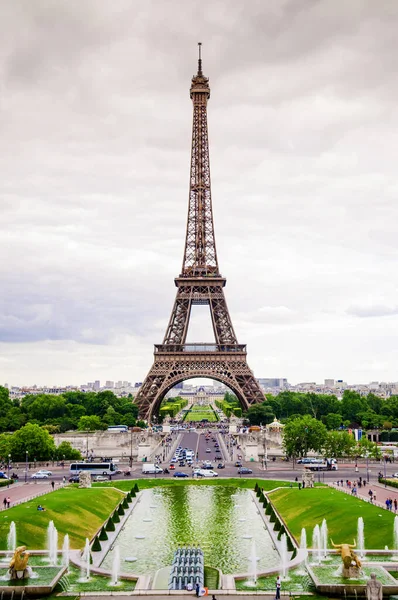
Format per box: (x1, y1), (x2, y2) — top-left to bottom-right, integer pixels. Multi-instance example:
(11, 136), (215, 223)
(273, 518), (281, 530)
(130, 488), (136, 497)
(117, 504), (125, 516)
(126, 492), (132, 502)
(122, 497), (129, 509)
(134, 483), (139, 493)
(91, 536), (101, 552)
(0, 480), (14, 488)
(277, 525), (286, 540)
(105, 518), (115, 532)
(265, 502), (272, 515)
(112, 511), (120, 523)
(263, 497), (268, 507)
(291, 547), (297, 560)
(254, 483), (259, 494)
(99, 526), (108, 541)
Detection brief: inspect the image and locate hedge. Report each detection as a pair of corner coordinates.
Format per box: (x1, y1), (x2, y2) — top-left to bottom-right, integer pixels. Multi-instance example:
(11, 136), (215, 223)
(117, 504), (125, 516)
(105, 519), (115, 532)
(0, 480), (14, 488)
(99, 526), (108, 541)
(112, 511), (120, 523)
(91, 536), (101, 552)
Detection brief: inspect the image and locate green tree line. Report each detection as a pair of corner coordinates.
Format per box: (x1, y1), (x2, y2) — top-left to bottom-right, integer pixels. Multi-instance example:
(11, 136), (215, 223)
(0, 387), (143, 434)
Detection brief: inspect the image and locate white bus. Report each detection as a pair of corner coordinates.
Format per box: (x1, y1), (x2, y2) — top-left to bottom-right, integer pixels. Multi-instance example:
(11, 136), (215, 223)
(107, 425), (128, 433)
(69, 462), (116, 476)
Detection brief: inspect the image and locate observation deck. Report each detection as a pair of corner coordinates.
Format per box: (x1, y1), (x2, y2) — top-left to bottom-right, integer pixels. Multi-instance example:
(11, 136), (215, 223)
(154, 343), (247, 354)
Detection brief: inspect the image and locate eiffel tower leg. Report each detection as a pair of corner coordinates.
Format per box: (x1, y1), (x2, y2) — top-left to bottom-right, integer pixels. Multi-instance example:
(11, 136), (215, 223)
(135, 351), (264, 422)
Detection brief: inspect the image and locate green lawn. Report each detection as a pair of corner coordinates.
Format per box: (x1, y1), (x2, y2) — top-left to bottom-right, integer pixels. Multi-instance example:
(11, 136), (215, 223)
(184, 405), (218, 422)
(94, 478), (298, 492)
(270, 487), (396, 549)
(0, 486), (124, 551)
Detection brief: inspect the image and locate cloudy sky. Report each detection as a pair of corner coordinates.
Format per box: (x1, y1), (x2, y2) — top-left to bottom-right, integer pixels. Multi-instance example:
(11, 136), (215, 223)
(1, 0), (398, 387)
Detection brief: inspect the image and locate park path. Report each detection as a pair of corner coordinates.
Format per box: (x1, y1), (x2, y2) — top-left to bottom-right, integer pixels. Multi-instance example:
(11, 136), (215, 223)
(329, 478), (398, 512)
(0, 480), (62, 509)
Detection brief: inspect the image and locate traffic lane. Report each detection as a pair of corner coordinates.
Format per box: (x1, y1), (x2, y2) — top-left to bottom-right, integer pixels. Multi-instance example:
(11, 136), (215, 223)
(197, 431), (223, 463)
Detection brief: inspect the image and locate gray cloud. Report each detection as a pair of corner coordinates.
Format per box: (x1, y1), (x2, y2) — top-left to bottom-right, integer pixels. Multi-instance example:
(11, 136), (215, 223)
(1, 1), (398, 385)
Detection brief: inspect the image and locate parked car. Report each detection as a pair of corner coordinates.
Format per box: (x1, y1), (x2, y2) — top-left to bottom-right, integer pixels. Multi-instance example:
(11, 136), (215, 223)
(235, 461), (242, 467)
(173, 471), (189, 478)
(69, 476), (80, 483)
(217, 463), (225, 469)
(31, 472), (49, 479)
(238, 467), (253, 475)
(0, 472), (9, 479)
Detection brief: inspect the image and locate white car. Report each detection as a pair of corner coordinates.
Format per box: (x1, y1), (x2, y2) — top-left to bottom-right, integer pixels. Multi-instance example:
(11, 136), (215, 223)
(94, 475), (108, 481)
(36, 469), (53, 476)
(205, 448), (211, 453)
(193, 469), (218, 478)
(31, 472), (49, 479)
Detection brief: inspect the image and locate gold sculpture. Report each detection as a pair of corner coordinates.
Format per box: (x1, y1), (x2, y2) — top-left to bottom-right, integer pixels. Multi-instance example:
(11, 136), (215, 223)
(9, 546), (30, 580)
(331, 540), (362, 577)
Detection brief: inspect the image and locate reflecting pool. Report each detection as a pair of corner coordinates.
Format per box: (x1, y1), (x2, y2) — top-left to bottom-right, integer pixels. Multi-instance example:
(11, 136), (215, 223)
(101, 486), (279, 575)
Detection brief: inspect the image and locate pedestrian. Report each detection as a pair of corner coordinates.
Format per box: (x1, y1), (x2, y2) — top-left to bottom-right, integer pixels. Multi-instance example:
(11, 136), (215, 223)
(6, 497), (10, 509)
(373, 494), (376, 504)
(298, 482), (302, 490)
(212, 595), (217, 600)
(195, 582), (200, 597)
(62, 476), (66, 485)
(368, 489), (373, 502)
(3, 497), (6, 510)
(394, 499), (397, 513)
(51, 481), (55, 491)
(275, 575), (281, 599)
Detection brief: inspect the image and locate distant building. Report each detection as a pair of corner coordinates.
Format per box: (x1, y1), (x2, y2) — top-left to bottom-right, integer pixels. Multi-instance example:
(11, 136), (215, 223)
(93, 380), (100, 391)
(257, 378), (287, 389)
(324, 379), (335, 387)
(105, 381), (114, 388)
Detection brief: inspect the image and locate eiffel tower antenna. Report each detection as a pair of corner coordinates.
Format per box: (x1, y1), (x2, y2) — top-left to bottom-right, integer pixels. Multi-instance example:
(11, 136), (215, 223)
(135, 48), (264, 421)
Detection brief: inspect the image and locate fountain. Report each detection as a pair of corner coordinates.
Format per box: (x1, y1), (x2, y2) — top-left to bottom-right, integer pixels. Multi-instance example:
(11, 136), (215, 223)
(300, 527), (308, 563)
(80, 539), (90, 581)
(62, 535), (70, 569)
(312, 524), (322, 565)
(280, 533), (289, 579)
(7, 523), (16, 557)
(47, 521), (58, 565)
(247, 539), (258, 586)
(321, 519), (328, 559)
(357, 517), (365, 559)
(111, 547), (120, 586)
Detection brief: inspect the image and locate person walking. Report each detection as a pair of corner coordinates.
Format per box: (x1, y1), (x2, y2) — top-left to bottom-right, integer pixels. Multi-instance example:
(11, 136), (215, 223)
(51, 481), (55, 491)
(6, 497), (11, 509)
(195, 582), (200, 597)
(3, 497), (6, 510)
(275, 575), (281, 599)
(394, 498), (397, 513)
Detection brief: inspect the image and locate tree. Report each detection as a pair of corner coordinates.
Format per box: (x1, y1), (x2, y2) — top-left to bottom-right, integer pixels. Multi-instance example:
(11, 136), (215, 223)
(323, 431), (356, 458)
(0, 433), (12, 462)
(78, 416), (104, 431)
(323, 413), (342, 430)
(245, 404), (274, 426)
(55, 441), (82, 460)
(9, 424), (56, 461)
(283, 415), (327, 458)
(358, 437), (382, 460)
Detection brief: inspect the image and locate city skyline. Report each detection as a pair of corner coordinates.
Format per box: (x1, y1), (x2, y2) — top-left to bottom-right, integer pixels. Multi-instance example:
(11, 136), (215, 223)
(1, 2), (397, 386)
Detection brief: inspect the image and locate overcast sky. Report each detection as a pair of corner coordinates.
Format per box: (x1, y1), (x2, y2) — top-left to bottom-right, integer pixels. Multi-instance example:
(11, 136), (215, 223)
(1, 0), (398, 388)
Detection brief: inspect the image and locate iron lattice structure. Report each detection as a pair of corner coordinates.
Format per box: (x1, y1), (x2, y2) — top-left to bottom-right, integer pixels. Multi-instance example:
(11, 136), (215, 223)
(135, 47), (264, 421)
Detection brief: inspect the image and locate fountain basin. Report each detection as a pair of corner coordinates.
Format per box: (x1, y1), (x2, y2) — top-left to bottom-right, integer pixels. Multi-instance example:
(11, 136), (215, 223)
(0, 566), (67, 595)
(308, 564), (398, 595)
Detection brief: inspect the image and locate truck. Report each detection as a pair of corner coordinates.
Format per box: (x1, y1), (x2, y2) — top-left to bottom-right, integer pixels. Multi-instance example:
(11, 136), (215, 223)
(142, 463), (163, 475)
(307, 459), (338, 471)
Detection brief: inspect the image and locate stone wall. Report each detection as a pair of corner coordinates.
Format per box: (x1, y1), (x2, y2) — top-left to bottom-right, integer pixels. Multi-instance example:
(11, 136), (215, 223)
(53, 431), (163, 462)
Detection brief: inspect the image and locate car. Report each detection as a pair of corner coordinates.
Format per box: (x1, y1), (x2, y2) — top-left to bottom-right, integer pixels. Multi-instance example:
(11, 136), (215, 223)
(235, 461), (242, 467)
(0, 473), (9, 479)
(205, 448), (211, 453)
(217, 463), (225, 469)
(201, 470), (218, 478)
(238, 467), (253, 475)
(173, 471), (189, 478)
(69, 476), (80, 483)
(202, 463), (214, 470)
(94, 475), (108, 481)
(31, 472), (49, 479)
(179, 461), (186, 467)
(36, 469), (53, 476)
(169, 464), (176, 470)
(170, 457), (177, 463)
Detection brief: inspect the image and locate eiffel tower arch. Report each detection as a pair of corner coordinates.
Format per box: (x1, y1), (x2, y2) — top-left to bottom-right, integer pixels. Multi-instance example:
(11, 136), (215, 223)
(135, 45), (264, 422)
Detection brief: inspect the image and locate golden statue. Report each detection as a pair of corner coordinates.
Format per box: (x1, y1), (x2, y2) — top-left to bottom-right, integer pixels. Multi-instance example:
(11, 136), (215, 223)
(331, 539), (362, 577)
(9, 546), (31, 580)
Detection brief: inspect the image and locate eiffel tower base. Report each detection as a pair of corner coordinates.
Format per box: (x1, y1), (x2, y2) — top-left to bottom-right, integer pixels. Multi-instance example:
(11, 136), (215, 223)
(135, 346), (264, 422)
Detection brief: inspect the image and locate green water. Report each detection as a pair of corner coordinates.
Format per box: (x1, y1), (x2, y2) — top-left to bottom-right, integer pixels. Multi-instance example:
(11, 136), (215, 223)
(311, 565), (397, 585)
(101, 486), (279, 576)
(0, 566), (62, 587)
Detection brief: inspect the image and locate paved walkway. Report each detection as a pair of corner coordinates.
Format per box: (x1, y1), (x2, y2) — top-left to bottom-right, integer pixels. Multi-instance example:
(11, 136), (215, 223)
(329, 479), (398, 512)
(0, 480), (63, 509)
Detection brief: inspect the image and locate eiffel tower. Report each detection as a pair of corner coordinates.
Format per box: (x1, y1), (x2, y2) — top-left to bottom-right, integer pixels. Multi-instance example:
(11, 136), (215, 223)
(135, 45), (264, 421)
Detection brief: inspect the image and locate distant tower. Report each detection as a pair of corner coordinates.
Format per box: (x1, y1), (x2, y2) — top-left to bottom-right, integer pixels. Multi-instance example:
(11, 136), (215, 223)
(135, 45), (264, 421)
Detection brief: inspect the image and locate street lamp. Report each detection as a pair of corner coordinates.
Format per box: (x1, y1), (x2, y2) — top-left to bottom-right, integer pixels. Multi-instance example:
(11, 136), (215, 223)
(8, 454), (11, 487)
(366, 454), (370, 483)
(25, 451), (28, 483)
(384, 457), (387, 488)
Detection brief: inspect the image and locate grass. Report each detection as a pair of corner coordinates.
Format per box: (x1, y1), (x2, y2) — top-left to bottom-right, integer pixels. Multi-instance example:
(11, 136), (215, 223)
(184, 405), (218, 422)
(93, 477), (298, 492)
(270, 487), (396, 549)
(0, 486), (124, 551)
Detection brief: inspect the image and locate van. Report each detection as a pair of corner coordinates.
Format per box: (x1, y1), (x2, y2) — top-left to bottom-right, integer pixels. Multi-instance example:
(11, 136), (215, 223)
(142, 464), (163, 475)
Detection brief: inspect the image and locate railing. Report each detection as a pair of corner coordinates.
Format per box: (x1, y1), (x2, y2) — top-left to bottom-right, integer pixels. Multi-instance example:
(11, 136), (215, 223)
(155, 344), (246, 353)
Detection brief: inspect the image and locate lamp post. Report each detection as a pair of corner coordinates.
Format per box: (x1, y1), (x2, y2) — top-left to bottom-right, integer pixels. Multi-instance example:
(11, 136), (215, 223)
(25, 451), (28, 483)
(366, 454), (370, 483)
(8, 454), (11, 487)
(384, 457), (387, 488)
